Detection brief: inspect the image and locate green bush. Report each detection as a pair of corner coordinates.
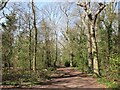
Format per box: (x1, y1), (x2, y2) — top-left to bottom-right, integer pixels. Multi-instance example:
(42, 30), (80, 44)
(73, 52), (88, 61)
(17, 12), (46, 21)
(97, 77), (119, 89)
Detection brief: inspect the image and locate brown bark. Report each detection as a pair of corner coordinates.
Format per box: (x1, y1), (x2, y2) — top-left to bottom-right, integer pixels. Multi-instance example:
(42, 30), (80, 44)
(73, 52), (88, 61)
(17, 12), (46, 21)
(28, 14), (32, 70)
(54, 31), (58, 67)
(32, 0), (37, 72)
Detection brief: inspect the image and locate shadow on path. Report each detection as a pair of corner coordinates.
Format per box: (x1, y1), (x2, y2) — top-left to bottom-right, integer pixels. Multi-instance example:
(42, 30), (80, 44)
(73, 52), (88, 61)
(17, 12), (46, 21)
(31, 67), (105, 89)
(1, 67), (106, 89)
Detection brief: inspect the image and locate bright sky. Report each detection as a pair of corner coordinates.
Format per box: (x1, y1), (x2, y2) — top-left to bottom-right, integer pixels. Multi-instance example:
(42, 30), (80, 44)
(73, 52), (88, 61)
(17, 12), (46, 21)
(1, 0), (119, 38)
(8, 0), (78, 2)
(8, 0), (120, 2)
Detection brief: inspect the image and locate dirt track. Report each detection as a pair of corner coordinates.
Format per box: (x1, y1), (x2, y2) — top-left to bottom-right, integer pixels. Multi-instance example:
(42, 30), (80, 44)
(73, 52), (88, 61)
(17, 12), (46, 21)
(32, 67), (106, 89)
(1, 67), (106, 89)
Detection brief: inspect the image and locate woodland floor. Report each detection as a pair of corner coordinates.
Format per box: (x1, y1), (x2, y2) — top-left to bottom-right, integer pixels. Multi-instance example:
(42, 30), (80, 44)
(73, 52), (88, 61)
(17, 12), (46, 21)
(0, 67), (107, 89)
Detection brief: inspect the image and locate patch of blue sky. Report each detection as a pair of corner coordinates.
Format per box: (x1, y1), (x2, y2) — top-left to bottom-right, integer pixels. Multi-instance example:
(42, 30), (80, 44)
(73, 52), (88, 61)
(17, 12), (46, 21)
(118, 1), (120, 9)
(8, 0), (120, 2)
(1, 0), (119, 24)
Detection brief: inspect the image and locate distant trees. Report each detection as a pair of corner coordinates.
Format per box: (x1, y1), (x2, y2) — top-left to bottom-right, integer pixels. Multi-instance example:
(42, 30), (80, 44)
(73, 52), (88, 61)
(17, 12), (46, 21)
(28, 3), (32, 70)
(40, 19), (52, 67)
(60, 3), (75, 67)
(97, 1), (119, 83)
(100, 2), (117, 64)
(2, 12), (17, 68)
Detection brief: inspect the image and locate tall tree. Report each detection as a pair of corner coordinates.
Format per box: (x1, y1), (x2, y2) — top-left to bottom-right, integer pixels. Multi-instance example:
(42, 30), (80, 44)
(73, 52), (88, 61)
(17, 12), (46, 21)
(101, 2), (117, 65)
(31, 0), (37, 71)
(54, 31), (58, 67)
(28, 3), (32, 70)
(60, 3), (73, 66)
(80, 11), (93, 73)
(77, 1), (106, 75)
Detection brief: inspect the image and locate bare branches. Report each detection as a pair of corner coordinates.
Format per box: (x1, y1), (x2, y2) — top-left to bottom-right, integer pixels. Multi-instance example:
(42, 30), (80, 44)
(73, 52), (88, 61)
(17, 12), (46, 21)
(77, 2), (88, 12)
(77, 2), (86, 7)
(77, 2), (92, 20)
(94, 3), (106, 24)
(77, 2), (106, 22)
(0, 0), (9, 11)
(61, 31), (69, 41)
(95, 3), (106, 18)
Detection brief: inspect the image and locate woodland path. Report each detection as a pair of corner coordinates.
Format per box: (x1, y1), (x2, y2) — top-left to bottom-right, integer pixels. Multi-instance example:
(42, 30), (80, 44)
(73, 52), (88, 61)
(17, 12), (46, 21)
(32, 67), (106, 89)
(1, 67), (106, 89)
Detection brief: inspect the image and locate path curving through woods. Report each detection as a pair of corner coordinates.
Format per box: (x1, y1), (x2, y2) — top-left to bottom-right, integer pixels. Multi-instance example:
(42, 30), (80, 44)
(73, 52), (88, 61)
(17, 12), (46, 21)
(32, 67), (106, 89)
(1, 67), (106, 89)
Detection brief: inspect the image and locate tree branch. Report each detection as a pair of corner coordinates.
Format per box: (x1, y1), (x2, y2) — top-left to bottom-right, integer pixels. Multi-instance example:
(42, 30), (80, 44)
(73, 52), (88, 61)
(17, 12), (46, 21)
(77, 2), (87, 11)
(95, 3), (106, 19)
(77, 2), (92, 21)
(0, 0), (9, 11)
(94, 3), (106, 24)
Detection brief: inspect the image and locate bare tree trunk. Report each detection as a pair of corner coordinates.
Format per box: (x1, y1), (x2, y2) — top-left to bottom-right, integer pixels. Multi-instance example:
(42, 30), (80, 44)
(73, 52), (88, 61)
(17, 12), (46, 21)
(54, 31), (58, 67)
(32, 0), (37, 72)
(118, 13), (120, 54)
(66, 16), (69, 34)
(81, 12), (93, 73)
(77, 2), (105, 75)
(87, 19), (93, 73)
(91, 20), (99, 75)
(28, 14), (32, 70)
(107, 23), (112, 65)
